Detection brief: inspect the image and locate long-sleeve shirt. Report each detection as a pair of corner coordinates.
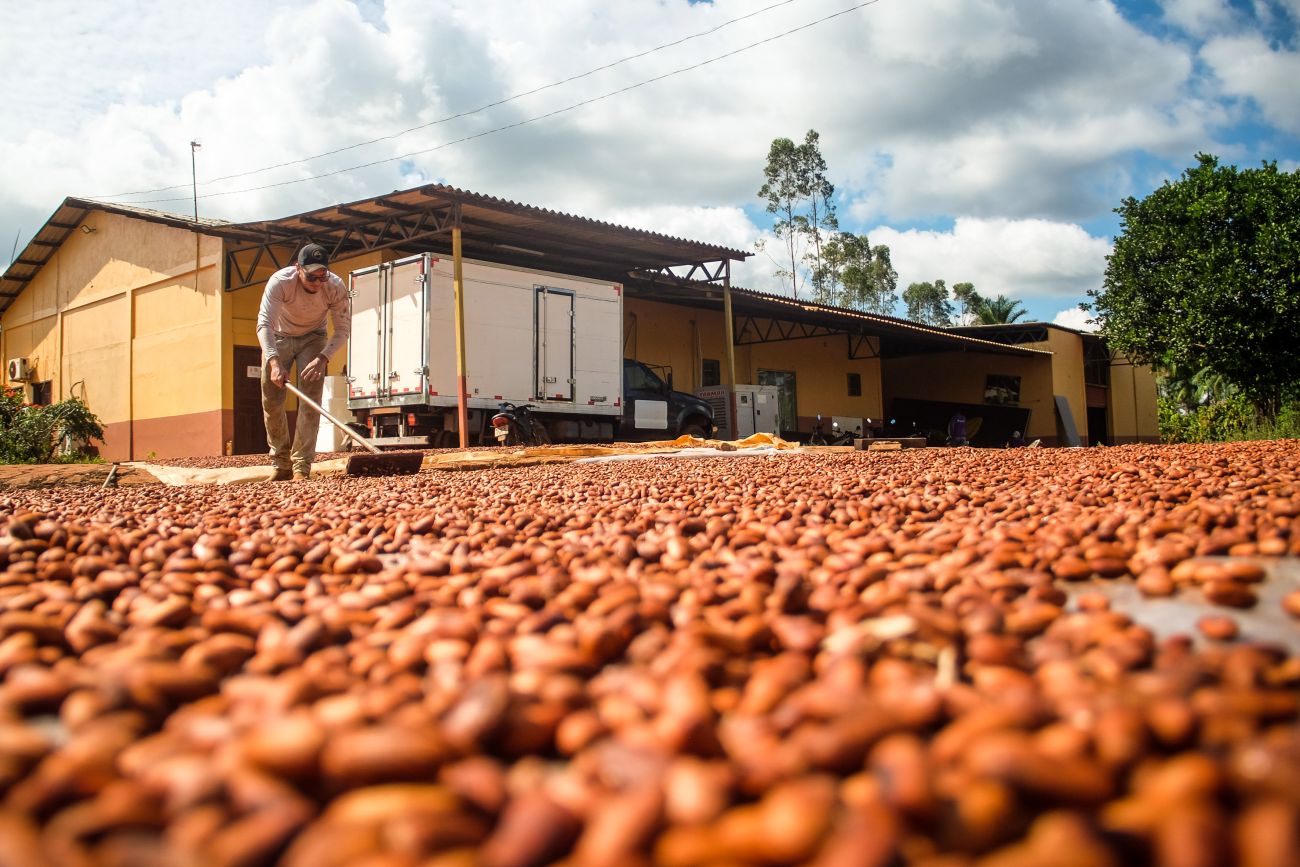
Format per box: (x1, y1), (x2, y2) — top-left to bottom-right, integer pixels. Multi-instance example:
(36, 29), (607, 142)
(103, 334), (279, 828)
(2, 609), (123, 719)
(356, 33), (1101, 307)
(256, 266), (351, 363)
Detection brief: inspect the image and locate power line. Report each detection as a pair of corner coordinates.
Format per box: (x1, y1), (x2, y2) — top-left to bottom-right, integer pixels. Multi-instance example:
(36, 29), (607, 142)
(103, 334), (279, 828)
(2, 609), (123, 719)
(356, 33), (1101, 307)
(118, 0), (885, 207)
(114, 0), (883, 207)
(92, 0), (803, 199)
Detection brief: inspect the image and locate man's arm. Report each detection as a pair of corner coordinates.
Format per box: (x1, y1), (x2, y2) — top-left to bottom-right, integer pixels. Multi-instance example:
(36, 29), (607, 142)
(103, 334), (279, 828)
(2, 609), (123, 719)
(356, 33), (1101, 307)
(256, 278), (284, 363)
(256, 278), (288, 386)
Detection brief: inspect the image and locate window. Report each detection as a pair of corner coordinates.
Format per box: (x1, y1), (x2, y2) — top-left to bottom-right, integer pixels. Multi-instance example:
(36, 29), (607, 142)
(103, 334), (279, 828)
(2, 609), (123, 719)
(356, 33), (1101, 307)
(701, 358), (721, 387)
(847, 372), (862, 397)
(623, 359), (664, 392)
(984, 374), (1021, 405)
(31, 381), (52, 406)
(757, 369), (797, 433)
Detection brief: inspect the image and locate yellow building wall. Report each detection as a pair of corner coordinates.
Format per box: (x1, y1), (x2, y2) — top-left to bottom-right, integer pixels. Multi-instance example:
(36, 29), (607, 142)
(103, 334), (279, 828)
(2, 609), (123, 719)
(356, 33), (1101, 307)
(62, 295), (131, 425)
(1, 211), (224, 460)
(1108, 357), (1160, 443)
(883, 351), (1056, 440)
(1022, 328), (1088, 442)
(624, 297), (884, 429)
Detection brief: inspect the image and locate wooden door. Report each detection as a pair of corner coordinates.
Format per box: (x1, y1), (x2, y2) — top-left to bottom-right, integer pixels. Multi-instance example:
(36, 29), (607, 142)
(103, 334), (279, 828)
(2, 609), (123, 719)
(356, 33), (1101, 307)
(233, 346), (268, 455)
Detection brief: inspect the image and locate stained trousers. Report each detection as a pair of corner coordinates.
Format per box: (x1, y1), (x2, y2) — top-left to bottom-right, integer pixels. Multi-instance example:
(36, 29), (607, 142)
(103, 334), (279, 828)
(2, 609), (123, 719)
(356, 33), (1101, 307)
(261, 330), (327, 474)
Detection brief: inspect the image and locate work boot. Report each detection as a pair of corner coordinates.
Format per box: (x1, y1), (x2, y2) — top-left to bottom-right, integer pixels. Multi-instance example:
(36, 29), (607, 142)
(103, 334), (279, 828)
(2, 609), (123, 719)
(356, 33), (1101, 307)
(293, 469), (311, 480)
(268, 467), (292, 482)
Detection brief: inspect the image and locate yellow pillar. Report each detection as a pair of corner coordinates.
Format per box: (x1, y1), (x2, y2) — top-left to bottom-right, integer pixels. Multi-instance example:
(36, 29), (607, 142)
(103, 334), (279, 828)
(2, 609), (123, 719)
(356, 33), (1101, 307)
(722, 265), (736, 389)
(452, 224), (469, 448)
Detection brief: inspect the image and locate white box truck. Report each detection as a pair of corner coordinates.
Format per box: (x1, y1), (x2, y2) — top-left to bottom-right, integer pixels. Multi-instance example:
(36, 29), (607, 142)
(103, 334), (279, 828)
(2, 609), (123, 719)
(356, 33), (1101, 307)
(346, 253), (714, 446)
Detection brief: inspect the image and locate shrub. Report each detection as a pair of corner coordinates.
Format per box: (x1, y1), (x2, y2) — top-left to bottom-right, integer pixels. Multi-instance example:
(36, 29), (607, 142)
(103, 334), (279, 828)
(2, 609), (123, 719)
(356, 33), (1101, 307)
(0, 388), (105, 464)
(1159, 393), (1300, 443)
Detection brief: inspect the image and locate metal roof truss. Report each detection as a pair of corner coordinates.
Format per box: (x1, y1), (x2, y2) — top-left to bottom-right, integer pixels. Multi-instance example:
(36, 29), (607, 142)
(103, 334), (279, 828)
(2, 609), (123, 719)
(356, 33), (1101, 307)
(225, 203), (458, 290)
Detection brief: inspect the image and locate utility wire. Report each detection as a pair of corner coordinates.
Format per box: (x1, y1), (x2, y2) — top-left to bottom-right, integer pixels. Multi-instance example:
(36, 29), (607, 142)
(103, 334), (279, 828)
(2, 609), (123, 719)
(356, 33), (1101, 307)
(92, 0), (803, 199)
(120, 0), (884, 207)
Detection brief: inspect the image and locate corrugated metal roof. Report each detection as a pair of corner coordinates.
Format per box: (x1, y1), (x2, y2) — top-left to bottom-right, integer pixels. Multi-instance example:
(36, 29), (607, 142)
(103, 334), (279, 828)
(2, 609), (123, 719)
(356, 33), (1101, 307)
(2, 184), (750, 313)
(223, 184), (750, 288)
(0, 198), (234, 314)
(732, 288), (1053, 356)
(623, 274), (1051, 358)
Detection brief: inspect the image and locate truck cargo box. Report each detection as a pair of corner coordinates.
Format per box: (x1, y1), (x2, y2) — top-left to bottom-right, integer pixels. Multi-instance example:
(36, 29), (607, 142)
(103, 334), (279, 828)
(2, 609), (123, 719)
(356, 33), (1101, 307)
(348, 254), (622, 418)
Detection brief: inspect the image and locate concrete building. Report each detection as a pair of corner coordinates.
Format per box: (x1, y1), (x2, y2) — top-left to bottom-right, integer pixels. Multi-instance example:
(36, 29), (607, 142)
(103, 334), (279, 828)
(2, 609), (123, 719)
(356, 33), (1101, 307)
(1, 187), (1158, 460)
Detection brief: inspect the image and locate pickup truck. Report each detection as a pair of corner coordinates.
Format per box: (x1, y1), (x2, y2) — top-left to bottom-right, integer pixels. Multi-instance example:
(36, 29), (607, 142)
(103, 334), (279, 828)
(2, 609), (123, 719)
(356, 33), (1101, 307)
(619, 358), (714, 441)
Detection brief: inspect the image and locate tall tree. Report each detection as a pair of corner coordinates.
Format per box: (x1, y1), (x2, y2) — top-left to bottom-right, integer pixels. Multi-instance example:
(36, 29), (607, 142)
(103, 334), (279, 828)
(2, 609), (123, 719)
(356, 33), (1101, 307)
(758, 130), (836, 299)
(976, 294), (1028, 324)
(903, 280), (954, 326)
(799, 131), (837, 293)
(952, 282), (984, 325)
(861, 244), (900, 316)
(1088, 154), (1300, 409)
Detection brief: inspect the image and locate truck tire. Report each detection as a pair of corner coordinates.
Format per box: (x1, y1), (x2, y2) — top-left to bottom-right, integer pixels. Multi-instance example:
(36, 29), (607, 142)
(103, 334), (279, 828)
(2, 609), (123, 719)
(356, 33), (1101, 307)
(680, 421), (708, 439)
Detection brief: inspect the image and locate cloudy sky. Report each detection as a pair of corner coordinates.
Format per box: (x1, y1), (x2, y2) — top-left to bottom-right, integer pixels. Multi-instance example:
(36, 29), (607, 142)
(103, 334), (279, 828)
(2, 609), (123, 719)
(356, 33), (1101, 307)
(2, 0), (1298, 327)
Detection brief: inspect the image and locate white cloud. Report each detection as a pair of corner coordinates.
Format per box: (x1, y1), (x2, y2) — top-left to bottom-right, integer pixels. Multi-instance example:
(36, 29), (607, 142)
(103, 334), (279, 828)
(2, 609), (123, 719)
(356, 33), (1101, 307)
(1052, 306), (1099, 332)
(1201, 35), (1300, 135)
(1159, 0), (1240, 36)
(869, 217), (1112, 299)
(0, 0), (1295, 321)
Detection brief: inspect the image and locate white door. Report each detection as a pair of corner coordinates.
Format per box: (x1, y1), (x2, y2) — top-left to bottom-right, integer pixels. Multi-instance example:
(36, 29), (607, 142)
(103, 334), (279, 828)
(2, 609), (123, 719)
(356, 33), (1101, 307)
(385, 256), (427, 397)
(348, 268), (384, 398)
(535, 287), (574, 401)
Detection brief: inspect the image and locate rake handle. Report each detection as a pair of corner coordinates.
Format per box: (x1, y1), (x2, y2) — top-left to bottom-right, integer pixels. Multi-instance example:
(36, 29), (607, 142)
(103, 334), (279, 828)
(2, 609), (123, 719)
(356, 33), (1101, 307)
(283, 380), (381, 455)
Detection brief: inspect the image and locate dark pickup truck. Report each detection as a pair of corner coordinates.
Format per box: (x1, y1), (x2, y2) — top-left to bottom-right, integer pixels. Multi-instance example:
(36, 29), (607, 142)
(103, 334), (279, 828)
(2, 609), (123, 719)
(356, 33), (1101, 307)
(619, 358), (715, 440)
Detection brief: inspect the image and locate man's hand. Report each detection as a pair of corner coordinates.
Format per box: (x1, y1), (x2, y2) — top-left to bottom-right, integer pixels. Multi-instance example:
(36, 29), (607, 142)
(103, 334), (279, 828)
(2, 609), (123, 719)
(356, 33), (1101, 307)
(268, 357), (287, 388)
(301, 354), (329, 383)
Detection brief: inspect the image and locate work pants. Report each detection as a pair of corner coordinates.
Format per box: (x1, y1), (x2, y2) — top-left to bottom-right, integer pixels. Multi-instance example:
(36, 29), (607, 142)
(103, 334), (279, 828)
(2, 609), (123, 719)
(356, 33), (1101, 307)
(261, 330), (327, 474)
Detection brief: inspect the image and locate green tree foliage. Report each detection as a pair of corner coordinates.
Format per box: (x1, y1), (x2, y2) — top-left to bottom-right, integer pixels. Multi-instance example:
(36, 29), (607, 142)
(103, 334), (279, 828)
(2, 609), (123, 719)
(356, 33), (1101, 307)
(903, 280), (954, 326)
(758, 130), (837, 299)
(862, 244), (900, 316)
(976, 294), (1029, 324)
(1088, 154), (1300, 410)
(811, 233), (899, 314)
(0, 389), (105, 464)
(952, 282), (984, 324)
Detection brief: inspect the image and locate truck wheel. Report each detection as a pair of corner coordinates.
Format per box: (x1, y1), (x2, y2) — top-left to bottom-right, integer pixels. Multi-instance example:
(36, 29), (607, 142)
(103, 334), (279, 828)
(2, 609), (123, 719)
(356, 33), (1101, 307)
(681, 422), (708, 439)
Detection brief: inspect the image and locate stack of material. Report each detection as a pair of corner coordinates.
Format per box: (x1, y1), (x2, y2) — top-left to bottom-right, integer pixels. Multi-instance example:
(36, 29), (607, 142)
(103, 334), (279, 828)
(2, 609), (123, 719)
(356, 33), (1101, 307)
(314, 376), (353, 453)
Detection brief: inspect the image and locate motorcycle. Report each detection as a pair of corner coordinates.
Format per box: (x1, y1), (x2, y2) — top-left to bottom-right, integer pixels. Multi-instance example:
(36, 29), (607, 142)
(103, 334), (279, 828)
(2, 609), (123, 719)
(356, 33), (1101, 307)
(808, 414), (861, 446)
(490, 402), (551, 446)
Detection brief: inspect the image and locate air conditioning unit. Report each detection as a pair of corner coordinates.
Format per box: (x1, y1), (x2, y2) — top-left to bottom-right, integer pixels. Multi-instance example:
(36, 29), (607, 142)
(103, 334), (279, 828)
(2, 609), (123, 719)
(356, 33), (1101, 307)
(6, 358), (31, 382)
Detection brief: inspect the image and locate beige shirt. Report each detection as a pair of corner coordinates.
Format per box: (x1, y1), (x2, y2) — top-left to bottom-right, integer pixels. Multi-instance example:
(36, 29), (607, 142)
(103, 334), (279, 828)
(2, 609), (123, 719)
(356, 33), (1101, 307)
(256, 266), (351, 362)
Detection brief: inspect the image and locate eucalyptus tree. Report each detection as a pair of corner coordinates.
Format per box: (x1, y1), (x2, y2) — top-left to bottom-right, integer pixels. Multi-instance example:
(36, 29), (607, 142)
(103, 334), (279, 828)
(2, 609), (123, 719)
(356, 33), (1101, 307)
(758, 130), (836, 299)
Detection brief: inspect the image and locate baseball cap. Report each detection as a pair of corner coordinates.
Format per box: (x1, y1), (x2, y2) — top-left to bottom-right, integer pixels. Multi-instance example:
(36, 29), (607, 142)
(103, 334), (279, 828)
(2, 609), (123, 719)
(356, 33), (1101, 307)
(297, 243), (329, 272)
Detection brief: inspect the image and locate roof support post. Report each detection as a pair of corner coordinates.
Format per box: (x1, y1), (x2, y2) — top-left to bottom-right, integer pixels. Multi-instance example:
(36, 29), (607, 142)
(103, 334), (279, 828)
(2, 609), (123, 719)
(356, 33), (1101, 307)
(722, 261), (736, 390)
(451, 208), (470, 449)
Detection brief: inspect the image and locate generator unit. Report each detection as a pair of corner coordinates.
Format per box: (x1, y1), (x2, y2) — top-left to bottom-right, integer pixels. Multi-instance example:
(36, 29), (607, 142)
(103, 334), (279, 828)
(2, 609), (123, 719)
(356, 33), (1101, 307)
(696, 384), (782, 441)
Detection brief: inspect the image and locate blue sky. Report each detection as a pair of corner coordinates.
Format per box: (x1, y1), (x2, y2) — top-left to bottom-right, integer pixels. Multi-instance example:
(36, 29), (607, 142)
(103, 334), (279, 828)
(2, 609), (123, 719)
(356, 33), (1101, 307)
(2, 0), (1297, 328)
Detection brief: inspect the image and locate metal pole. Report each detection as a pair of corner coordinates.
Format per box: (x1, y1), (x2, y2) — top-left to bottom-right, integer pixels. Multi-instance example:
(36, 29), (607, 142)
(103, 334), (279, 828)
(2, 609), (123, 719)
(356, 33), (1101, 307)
(189, 141), (201, 220)
(452, 221), (470, 448)
(722, 262), (737, 389)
